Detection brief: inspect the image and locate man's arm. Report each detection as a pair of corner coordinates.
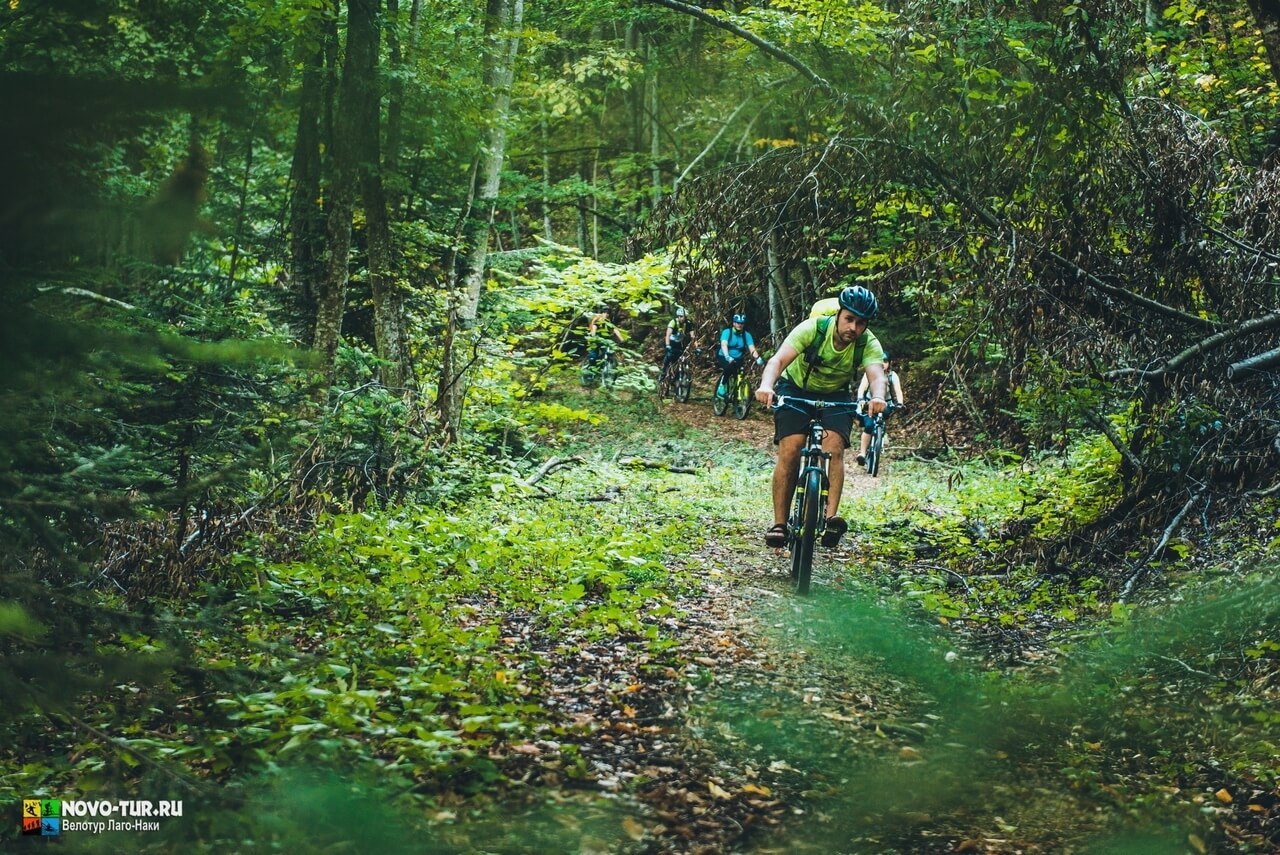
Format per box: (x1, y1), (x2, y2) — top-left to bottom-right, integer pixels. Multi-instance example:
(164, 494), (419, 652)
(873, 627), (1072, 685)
(756, 343), (801, 407)
(863, 363), (888, 415)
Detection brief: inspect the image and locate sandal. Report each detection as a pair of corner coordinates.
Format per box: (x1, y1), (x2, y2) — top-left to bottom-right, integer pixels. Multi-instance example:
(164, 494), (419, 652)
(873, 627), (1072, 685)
(821, 516), (848, 547)
(764, 523), (788, 548)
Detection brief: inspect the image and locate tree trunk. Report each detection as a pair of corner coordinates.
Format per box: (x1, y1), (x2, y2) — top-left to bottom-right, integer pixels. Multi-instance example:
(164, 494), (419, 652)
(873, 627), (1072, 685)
(438, 0), (524, 438)
(1248, 0), (1280, 91)
(457, 0), (524, 325)
(541, 110), (554, 240)
(314, 0), (379, 386)
(648, 43), (662, 210)
(287, 27), (331, 345)
(766, 229), (789, 340)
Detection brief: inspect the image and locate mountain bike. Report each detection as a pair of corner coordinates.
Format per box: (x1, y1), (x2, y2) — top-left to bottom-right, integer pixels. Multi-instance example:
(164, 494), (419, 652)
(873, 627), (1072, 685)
(673, 348), (694, 402)
(581, 347), (617, 388)
(772, 395), (862, 595)
(657, 347), (695, 402)
(713, 360), (754, 419)
(861, 401), (897, 477)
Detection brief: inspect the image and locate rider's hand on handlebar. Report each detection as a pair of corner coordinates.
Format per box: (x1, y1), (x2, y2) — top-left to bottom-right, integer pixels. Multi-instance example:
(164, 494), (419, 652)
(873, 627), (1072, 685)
(755, 356), (764, 366)
(867, 396), (888, 416)
(756, 387), (776, 408)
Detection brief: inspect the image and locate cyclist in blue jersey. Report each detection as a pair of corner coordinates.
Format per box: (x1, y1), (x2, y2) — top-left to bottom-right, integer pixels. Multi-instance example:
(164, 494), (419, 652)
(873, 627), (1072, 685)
(755, 286), (887, 549)
(717, 313), (763, 396)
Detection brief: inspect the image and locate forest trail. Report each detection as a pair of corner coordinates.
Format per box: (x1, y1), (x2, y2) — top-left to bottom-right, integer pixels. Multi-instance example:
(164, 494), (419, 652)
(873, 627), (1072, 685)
(589, 395), (994, 853)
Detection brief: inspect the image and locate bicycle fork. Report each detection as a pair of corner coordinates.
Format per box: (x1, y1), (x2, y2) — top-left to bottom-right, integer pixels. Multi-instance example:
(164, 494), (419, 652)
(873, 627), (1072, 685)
(790, 451), (831, 540)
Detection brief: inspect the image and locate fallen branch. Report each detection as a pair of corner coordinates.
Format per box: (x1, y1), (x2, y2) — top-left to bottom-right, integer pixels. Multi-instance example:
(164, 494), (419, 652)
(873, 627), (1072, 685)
(523, 455), (585, 488)
(1107, 310), (1280, 382)
(1119, 488), (1204, 602)
(1084, 408), (1144, 475)
(1226, 344), (1280, 382)
(619, 456), (698, 474)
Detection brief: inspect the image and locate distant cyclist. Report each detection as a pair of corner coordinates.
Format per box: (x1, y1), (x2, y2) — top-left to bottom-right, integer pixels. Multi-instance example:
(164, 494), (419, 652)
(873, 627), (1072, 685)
(755, 286), (887, 549)
(661, 306), (692, 380)
(856, 353), (904, 466)
(585, 303), (623, 375)
(717, 313), (763, 396)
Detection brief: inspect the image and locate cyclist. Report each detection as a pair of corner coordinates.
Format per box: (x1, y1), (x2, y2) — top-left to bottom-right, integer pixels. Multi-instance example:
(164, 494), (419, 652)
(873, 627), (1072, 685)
(717, 312), (763, 398)
(755, 285), (888, 548)
(585, 303), (623, 380)
(661, 306), (692, 382)
(856, 353), (904, 465)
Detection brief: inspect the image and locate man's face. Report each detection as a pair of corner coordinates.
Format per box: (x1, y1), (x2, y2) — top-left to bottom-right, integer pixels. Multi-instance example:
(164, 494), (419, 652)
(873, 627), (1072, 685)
(834, 309), (868, 345)
(733, 321), (745, 332)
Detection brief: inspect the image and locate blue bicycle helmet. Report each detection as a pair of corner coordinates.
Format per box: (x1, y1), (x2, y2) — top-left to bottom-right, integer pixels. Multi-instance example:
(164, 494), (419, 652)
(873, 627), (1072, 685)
(837, 285), (879, 320)
(731, 313), (747, 324)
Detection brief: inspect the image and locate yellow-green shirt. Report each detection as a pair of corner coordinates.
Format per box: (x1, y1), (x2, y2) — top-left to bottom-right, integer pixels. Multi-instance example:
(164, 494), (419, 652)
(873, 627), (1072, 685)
(781, 317), (885, 393)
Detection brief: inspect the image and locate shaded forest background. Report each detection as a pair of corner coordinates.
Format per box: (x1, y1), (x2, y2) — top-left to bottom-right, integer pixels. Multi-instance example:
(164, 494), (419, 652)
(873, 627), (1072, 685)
(2, 0), (1279, 848)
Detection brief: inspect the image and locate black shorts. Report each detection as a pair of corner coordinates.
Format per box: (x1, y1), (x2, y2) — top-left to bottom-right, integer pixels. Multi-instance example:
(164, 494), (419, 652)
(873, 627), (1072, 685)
(772, 379), (854, 447)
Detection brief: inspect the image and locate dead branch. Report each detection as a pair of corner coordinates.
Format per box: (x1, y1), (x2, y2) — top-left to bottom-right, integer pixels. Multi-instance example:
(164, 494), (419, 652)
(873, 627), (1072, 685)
(1227, 344), (1280, 382)
(1106, 309), (1280, 382)
(1084, 408), (1144, 475)
(619, 456), (698, 474)
(1119, 488), (1204, 602)
(522, 455), (585, 488)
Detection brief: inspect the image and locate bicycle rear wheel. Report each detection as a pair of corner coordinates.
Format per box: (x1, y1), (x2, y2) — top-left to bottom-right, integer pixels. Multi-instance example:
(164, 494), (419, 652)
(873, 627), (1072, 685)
(712, 372), (730, 416)
(600, 355), (617, 387)
(867, 424), (884, 477)
(791, 468), (823, 595)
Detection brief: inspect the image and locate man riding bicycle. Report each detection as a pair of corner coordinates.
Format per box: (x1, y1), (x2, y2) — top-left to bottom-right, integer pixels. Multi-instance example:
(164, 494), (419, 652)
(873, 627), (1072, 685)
(585, 303), (623, 379)
(856, 352), (904, 466)
(717, 313), (763, 397)
(755, 286), (888, 549)
(661, 306), (692, 380)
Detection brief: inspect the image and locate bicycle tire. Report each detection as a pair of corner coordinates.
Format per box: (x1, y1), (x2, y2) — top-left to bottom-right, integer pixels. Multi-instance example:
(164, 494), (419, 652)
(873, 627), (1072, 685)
(868, 424), (884, 477)
(600, 356), (616, 388)
(674, 366), (691, 402)
(712, 372), (730, 416)
(657, 364), (672, 398)
(793, 468), (823, 595)
(733, 376), (752, 419)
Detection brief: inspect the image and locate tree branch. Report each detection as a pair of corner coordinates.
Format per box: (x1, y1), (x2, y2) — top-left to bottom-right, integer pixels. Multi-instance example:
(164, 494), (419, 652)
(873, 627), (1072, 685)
(1107, 310), (1280, 382)
(642, 0), (832, 93)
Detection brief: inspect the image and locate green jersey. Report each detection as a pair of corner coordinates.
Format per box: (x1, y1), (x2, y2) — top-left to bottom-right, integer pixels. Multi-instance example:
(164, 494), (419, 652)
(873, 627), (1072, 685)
(781, 317), (885, 393)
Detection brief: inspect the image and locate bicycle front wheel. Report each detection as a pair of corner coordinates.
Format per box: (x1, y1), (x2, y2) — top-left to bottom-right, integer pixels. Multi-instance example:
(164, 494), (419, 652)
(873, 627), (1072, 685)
(792, 468), (823, 595)
(868, 425), (884, 477)
(733, 376), (752, 420)
(712, 373), (730, 416)
(674, 366), (691, 402)
(600, 357), (616, 387)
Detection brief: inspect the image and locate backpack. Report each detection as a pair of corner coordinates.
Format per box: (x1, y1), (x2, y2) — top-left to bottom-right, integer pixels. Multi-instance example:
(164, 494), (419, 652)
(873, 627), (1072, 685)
(800, 299), (867, 389)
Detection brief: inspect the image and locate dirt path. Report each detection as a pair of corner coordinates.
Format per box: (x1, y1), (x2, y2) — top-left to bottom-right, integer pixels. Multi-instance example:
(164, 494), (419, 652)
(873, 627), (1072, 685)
(589, 399), (930, 853)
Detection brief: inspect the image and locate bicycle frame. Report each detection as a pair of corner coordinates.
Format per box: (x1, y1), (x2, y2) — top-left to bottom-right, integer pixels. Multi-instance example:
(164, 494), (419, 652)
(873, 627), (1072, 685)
(773, 395), (861, 593)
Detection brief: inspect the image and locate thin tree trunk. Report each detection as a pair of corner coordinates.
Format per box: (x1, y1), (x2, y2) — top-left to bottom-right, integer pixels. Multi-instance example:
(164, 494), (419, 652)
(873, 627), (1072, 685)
(648, 43), (661, 210)
(766, 229), (788, 340)
(458, 0), (523, 325)
(314, 0), (379, 386)
(438, 0), (524, 438)
(226, 134), (253, 288)
(288, 29), (331, 344)
(541, 110), (554, 240)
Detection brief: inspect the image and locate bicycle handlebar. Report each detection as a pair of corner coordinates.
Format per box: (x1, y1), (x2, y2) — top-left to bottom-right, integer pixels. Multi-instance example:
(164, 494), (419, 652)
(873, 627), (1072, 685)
(771, 395), (864, 413)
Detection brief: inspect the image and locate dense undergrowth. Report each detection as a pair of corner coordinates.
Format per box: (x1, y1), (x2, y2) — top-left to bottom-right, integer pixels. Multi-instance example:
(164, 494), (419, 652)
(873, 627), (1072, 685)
(3, 376), (1277, 851)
